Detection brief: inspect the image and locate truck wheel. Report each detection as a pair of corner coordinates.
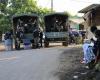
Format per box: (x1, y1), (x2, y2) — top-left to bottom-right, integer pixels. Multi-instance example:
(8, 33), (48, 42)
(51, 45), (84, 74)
(62, 42), (68, 46)
(44, 41), (49, 47)
(15, 40), (20, 50)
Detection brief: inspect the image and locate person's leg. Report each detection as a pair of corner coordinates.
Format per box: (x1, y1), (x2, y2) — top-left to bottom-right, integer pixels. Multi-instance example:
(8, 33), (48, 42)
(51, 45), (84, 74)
(11, 40), (13, 50)
(34, 38), (37, 48)
(8, 45), (10, 51)
(40, 38), (42, 47)
(36, 37), (39, 48)
(5, 45), (8, 51)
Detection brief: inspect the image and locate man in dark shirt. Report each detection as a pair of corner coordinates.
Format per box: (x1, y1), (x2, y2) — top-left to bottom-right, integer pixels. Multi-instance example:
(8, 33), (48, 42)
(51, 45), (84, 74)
(90, 26), (100, 63)
(40, 31), (43, 47)
(94, 30), (100, 63)
(33, 29), (40, 48)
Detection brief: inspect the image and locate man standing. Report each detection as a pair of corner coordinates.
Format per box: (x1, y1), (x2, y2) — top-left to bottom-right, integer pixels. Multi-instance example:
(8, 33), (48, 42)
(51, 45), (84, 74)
(4, 30), (13, 51)
(33, 29), (40, 48)
(40, 31), (43, 47)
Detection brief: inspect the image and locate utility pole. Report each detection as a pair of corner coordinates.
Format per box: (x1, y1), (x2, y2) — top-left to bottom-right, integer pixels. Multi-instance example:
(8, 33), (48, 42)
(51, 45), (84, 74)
(51, 0), (53, 12)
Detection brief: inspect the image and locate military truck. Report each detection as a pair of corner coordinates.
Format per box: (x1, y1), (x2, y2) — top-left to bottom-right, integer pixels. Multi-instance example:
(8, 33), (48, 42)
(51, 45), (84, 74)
(12, 14), (39, 49)
(44, 13), (69, 47)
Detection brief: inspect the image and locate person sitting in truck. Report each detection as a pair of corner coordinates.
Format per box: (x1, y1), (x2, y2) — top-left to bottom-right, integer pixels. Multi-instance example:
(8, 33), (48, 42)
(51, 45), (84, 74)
(39, 31), (43, 47)
(33, 29), (40, 48)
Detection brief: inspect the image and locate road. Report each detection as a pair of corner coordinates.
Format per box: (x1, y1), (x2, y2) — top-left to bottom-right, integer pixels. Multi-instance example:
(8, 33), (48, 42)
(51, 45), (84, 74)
(0, 47), (67, 80)
(0, 45), (84, 80)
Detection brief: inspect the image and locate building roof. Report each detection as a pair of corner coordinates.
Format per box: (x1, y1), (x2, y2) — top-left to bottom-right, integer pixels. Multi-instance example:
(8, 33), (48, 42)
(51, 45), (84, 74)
(79, 4), (100, 13)
(69, 18), (84, 24)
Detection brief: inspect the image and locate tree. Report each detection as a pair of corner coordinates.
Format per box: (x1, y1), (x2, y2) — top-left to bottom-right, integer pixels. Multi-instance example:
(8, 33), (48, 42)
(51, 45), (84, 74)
(0, 0), (8, 14)
(0, 0), (51, 33)
(37, 7), (51, 29)
(0, 1), (11, 33)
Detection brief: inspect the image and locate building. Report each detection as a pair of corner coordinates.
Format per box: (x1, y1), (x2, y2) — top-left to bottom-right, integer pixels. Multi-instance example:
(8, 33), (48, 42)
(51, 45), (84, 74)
(79, 4), (100, 39)
(69, 17), (84, 30)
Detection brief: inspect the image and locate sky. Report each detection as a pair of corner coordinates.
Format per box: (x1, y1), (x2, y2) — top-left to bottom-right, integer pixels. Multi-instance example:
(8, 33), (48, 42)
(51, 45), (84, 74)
(37, 0), (100, 16)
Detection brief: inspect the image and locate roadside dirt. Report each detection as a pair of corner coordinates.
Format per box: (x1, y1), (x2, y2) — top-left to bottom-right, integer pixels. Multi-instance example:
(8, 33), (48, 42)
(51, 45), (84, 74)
(57, 47), (100, 80)
(0, 44), (5, 51)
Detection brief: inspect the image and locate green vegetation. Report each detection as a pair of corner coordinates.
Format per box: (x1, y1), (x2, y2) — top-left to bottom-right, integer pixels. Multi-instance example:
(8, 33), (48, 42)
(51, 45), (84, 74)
(0, 0), (51, 33)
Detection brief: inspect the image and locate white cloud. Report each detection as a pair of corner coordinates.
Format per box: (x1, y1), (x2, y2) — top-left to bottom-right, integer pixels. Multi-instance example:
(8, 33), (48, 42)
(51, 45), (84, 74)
(37, 0), (100, 15)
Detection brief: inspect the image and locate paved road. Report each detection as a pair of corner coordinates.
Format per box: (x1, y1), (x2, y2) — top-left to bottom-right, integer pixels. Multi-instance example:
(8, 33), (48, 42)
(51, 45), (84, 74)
(0, 47), (67, 80)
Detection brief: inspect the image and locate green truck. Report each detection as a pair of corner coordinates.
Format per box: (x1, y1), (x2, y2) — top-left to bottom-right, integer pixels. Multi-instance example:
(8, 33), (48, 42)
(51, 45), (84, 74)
(44, 13), (69, 47)
(12, 14), (39, 49)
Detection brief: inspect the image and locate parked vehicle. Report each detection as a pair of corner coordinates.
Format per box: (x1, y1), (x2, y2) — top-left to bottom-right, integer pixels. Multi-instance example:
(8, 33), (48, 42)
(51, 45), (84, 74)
(44, 13), (69, 47)
(12, 14), (39, 49)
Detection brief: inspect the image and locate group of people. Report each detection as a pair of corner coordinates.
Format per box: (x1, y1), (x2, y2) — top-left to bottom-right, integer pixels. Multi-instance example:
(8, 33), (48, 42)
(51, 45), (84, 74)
(4, 18), (43, 50)
(16, 19), (37, 33)
(48, 17), (68, 32)
(16, 19), (43, 49)
(82, 25), (100, 70)
(4, 29), (43, 50)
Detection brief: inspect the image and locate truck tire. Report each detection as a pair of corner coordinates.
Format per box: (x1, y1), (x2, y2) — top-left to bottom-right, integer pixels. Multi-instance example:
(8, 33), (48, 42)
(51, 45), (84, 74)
(62, 42), (68, 46)
(44, 41), (49, 47)
(15, 40), (20, 50)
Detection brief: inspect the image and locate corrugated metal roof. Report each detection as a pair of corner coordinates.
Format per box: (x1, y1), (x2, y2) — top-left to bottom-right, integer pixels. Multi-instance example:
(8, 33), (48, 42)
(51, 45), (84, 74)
(79, 4), (100, 13)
